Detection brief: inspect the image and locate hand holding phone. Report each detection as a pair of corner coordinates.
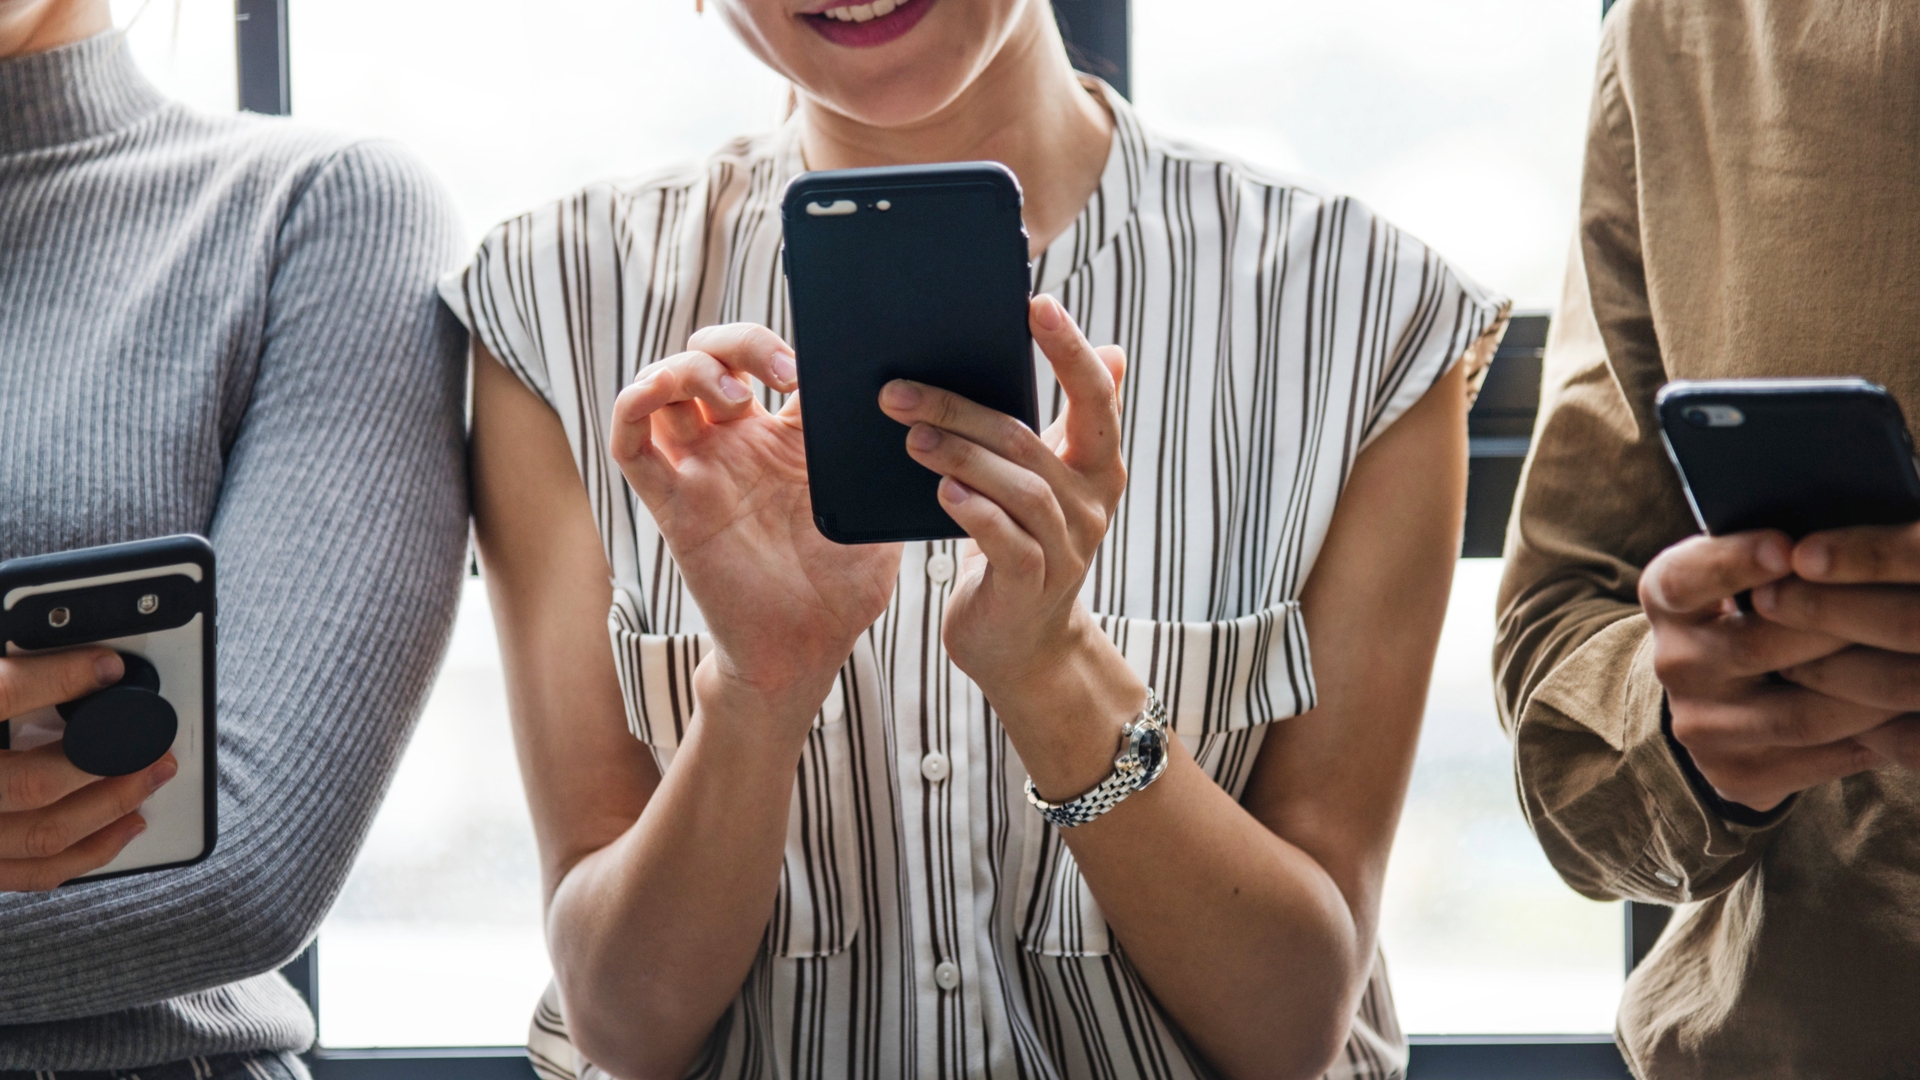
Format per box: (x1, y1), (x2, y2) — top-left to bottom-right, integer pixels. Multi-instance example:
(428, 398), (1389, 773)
(0, 650), (175, 890)
(874, 295), (1130, 722)
(0, 535), (213, 889)
(1645, 379), (1920, 813)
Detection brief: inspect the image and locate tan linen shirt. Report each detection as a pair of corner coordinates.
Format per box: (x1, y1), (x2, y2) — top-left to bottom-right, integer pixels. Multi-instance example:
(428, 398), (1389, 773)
(1496, 2), (1920, 1077)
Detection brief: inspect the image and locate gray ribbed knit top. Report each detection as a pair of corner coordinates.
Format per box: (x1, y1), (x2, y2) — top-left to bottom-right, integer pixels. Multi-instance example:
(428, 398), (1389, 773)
(0, 33), (467, 1070)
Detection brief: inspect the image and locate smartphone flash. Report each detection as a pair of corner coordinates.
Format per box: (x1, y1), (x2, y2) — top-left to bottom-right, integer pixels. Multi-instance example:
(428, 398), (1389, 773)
(876, 200), (892, 211)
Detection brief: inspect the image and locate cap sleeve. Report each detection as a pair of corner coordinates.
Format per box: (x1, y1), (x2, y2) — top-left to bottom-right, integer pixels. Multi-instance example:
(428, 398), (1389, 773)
(438, 211), (558, 408)
(1356, 219), (1512, 450)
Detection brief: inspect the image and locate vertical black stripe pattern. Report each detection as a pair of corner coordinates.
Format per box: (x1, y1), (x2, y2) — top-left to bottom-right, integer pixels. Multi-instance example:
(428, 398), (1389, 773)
(445, 78), (1510, 1080)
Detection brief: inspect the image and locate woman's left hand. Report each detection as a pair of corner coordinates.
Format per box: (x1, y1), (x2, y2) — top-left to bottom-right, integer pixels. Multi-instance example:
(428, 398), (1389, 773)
(878, 295), (1127, 700)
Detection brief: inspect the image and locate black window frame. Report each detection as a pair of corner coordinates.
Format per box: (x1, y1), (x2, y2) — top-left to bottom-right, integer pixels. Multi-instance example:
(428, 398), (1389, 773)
(236, 2), (1647, 1075)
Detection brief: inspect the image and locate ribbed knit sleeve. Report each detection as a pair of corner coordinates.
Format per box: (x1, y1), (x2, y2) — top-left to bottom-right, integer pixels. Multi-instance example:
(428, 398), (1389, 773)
(0, 138), (466, 1054)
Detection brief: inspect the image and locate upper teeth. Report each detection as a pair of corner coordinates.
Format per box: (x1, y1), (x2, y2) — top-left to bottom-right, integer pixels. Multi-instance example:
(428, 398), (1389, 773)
(824, 0), (896, 21)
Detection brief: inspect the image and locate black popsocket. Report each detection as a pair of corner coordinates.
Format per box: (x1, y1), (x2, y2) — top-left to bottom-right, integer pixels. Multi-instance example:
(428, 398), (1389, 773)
(56, 652), (177, 777)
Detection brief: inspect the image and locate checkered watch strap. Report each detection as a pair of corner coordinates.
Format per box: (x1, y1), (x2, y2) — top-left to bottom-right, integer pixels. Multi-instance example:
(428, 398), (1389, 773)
(1024, 688), (1169, 828)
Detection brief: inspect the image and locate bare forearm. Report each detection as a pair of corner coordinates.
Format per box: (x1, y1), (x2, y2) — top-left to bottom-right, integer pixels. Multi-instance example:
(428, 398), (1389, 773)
(547, 665), (824, 1079)
(997, 640), (1367, 1080)
(1069, 754), (1364, 1080)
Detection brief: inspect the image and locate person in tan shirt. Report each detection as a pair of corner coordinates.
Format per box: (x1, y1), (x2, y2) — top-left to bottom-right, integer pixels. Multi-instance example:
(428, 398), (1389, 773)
(1497, 1), (1920, 1077)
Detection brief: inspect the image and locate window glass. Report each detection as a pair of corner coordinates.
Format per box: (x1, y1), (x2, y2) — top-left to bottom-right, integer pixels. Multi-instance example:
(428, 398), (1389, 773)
(1380, 560), (1624, 1034)
(287, 0), (789, 248)
(1131, 0), (1601, 310)
(319, 579), (546, 1048)
(110, 0), (237, 116)
(294, 5), (781, 1045)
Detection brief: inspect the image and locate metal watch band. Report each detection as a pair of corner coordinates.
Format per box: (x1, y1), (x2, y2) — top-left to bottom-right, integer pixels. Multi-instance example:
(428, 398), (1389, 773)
(1024, 688), (1169, 828)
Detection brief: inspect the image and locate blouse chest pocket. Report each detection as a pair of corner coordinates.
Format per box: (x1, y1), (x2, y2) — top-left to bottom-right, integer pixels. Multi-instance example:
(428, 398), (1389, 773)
(608, 607), (874, 959)
(1015, 600), (1314, 957)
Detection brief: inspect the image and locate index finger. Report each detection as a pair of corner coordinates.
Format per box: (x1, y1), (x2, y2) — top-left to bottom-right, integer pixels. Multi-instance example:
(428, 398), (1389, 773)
(1030, 296), (1123, 463)
(1795, 521), (1920, 585)
(0, 650), (120, 721)
(684, 323), (799, 395)
(1641, 531), (1793, 618)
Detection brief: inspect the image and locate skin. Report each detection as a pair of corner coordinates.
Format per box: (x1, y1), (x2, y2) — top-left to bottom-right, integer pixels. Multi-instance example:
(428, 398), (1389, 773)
(0, 0), (108, 59)
(1644, 529), (1920, 813)
(0, 0), (181, 893)
(475, 2), (1465, 1077)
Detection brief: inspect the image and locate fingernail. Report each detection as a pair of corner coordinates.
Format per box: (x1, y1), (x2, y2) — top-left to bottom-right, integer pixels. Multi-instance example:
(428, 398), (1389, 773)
(94, 651), (124, 686)
(1751, 583), (1777, 614)
(882, 381), (921, 409)
(1033, 294), (1067, 331)
(1758, 536), (1791, 575)
(149, 757), (178, 791)
(1798, 539), (1830, 578)
(941, 478), (971, 503)
(771, 351), (797, 387)
(908, 425), (942, 451)
(129, 817), (148, 837)
(719, 375), (751, 403)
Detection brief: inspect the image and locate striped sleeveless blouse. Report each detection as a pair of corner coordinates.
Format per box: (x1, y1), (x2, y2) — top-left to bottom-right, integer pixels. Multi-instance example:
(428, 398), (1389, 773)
(442, 80), (1508, 1080)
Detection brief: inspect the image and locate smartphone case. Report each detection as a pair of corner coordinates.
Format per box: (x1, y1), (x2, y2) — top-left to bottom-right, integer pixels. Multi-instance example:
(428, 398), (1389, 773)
(1657, 378), (1920, 537)
(782, 162), (1038, 544)
(0, 535), (216, 882)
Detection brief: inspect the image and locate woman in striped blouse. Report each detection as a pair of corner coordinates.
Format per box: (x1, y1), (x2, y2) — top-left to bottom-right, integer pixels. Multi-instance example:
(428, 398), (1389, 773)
(449, 1), (1507, 1078)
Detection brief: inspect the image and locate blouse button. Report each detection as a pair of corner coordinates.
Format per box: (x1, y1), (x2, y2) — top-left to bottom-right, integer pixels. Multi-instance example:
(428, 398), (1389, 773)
(926, 552), (956, 583)
(933, 960), (961, 991)
(920, 751), (951, 783)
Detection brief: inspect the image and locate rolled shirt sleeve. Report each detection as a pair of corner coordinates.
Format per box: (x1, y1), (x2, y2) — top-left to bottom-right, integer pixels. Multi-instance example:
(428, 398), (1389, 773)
(1493, 31), (1795, 905)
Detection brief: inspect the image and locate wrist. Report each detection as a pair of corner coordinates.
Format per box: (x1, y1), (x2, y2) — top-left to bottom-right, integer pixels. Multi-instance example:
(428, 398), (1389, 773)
(986, 618), (1148, 801)
(694, 652), (841, 741)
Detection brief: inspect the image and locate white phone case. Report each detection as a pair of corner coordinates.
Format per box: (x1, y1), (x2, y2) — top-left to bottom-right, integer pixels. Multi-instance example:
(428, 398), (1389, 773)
(0, 536), (216, 882)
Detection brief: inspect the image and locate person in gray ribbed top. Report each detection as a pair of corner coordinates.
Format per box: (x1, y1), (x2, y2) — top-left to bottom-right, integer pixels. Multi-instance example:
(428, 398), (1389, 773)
(0, 4), (467, 1076)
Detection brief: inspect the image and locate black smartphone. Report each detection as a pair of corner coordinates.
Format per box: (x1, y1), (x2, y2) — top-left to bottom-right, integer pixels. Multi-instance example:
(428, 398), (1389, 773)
(1657, 378), (1920, 538)
(781, 162), (1038, 544)
(0, 535), (217, 882)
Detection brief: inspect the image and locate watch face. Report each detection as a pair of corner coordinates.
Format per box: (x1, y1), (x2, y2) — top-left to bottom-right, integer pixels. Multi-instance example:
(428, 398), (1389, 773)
(1129, 723), (1167, 781)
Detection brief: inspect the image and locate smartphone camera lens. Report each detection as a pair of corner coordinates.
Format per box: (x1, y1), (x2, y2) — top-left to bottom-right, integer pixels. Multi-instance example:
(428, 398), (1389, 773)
(47, 606), (70, 628)
(137, 593), (159, 615)
(1683, 404), (1745, 428)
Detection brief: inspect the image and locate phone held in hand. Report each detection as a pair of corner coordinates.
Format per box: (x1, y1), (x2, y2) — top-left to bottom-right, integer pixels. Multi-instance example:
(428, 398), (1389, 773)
(1657, 378), (1920, 538)
(781, 162), (1039, 544)
(0, 535), (217, 882)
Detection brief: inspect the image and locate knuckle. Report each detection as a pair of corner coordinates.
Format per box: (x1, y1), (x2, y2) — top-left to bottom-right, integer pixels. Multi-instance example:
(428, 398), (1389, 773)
(0, 765), (53, 813)
(20, 816), (70, 861)
(1013, 543), (1047, 578)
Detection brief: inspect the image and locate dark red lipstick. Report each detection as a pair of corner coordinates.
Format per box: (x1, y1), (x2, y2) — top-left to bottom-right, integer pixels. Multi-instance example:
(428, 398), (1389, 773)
(801, 0), (936, 48)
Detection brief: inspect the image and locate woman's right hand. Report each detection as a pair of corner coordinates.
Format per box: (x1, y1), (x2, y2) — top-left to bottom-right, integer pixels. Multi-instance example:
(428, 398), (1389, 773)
(609, 324), (902, 724)
(1, 649), (177, 892)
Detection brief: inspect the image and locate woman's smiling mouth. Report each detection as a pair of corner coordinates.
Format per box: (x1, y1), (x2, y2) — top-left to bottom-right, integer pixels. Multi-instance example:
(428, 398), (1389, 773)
(801, 0), (937, 48)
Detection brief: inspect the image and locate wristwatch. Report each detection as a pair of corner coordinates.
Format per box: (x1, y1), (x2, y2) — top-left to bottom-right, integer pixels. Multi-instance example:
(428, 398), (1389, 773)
(1024, 688), (1170, 827)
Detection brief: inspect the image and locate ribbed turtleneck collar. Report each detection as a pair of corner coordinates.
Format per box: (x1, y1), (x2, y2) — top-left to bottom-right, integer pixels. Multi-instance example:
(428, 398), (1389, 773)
(1, 31), (163, 155)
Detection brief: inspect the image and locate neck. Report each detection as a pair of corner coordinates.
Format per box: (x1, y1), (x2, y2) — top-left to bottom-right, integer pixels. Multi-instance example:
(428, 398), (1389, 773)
(796, 2), (1113, 255)
(0, 0), (110, 60)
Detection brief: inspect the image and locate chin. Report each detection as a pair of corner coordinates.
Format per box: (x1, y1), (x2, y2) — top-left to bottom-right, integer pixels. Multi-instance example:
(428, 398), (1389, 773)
(732, 0), (1016, 129)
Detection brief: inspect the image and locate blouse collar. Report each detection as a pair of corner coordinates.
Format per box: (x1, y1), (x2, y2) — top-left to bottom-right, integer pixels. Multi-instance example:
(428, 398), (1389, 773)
(0, 31), (164, 156)
(1033, 77), (1147, 296)
(772, 76), (1145, 297)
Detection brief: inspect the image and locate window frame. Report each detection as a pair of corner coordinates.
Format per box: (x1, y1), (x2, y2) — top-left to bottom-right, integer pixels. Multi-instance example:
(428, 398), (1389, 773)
(238, 2), (1641, 1075)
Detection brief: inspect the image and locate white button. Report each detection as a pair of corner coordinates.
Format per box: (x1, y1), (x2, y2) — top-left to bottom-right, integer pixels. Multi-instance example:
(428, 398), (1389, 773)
(1655, 870), (1681, 887)
(933, 960), (960, 991)
(926, 552), (955, 583)
(920, 751), (951, 782)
